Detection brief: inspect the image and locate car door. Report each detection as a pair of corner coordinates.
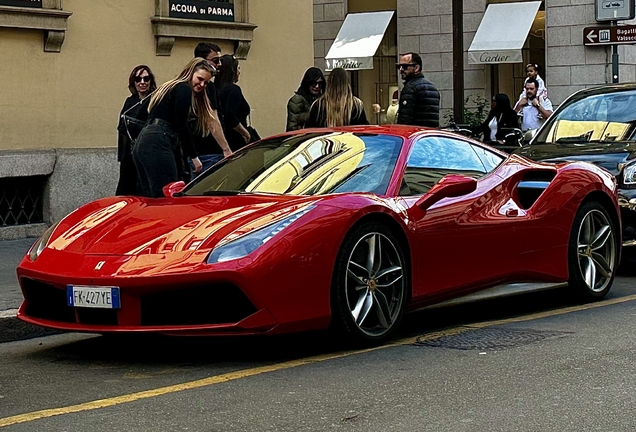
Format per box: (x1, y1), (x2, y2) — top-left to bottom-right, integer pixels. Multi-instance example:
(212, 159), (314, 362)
(398, 135), (521, 299)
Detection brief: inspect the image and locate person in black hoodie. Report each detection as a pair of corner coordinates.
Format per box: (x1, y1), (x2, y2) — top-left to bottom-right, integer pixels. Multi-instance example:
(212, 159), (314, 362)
(396, 52), (440, 127)
(286, 67), (325, 131)
(216, 55), (252, 151)
(116, 65), (156, 196)
(188, 43), (232, 176)
(472, 93), (519, 144)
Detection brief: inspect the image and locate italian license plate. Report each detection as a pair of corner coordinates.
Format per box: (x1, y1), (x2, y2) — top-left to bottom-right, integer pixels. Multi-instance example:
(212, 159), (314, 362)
(66, 285), (121, 309)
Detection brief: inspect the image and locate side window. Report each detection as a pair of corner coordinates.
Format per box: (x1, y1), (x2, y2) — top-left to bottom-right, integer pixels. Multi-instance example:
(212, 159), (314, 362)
(472, 145), (505, 172)
(400, 136), (489, 196)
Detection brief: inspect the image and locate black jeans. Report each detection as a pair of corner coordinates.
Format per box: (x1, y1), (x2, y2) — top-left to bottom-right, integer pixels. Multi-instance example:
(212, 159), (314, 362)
(132, 121), (180, 198)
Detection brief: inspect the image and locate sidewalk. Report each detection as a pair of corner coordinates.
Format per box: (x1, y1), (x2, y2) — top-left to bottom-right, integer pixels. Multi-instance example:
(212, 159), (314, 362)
(0, 238), (34, 314)
(0, 238), (63, 342)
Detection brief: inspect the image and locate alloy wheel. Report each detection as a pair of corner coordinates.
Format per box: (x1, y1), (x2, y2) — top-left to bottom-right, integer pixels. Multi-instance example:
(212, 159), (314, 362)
(576, 209), (616, 293)
(345, 232), (405, 337)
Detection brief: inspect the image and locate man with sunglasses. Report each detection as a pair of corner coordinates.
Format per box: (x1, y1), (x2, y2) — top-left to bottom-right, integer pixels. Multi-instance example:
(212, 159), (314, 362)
(396, 52), (440, 128)
(188, 42), (232, 177)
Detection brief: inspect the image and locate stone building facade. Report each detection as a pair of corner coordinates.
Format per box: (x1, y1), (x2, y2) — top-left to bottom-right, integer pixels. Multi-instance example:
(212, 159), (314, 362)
(314, 0), (636, 122)
(0, 0), (314, 239)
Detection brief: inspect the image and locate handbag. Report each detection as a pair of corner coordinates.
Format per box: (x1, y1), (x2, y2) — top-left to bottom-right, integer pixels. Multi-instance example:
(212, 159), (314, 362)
(246, 114), (260, 143)
(121, 92), (154, 146)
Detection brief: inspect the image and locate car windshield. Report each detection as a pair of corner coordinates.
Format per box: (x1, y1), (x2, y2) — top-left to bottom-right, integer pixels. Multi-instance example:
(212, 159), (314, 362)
(182, 132), (403, 196)
(534, 88), (636, 144)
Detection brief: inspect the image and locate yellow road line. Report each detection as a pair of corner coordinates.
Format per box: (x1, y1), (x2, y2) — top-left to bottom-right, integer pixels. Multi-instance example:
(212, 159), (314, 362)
(2, 293), (636, 428)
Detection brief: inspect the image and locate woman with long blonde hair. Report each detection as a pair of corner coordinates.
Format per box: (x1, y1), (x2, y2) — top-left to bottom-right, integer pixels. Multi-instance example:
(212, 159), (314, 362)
(133, 58), (227, 198)
(305, 68), (368, 127)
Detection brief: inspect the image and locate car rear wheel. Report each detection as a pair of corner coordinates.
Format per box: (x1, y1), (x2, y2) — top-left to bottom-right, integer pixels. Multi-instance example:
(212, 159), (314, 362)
(568, 201), (618, 299)
(331, 222), (408, 346)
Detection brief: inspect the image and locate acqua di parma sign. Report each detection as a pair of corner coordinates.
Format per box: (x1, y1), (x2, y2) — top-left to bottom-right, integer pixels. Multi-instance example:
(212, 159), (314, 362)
(169, 0), (234, 22)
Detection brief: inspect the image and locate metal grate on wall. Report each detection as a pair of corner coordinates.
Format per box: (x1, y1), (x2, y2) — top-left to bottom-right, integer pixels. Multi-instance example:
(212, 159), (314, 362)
(0, 176), (46, 226)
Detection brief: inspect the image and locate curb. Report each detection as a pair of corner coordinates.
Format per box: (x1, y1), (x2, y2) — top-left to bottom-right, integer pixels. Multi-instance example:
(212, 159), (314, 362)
(0, 310), (62, 344)
(0, 309), (18, 319)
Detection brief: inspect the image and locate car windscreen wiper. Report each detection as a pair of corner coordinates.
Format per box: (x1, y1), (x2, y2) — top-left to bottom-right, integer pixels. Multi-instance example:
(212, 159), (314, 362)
(201, 190), (242, 196)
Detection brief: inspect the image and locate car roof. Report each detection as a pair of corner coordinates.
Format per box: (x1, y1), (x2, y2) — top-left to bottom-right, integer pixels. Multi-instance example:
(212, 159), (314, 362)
(562, 83), (636, 105)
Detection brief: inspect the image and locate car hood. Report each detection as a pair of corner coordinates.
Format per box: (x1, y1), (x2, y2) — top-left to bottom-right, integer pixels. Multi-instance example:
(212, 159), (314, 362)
(46, 195), (320, 256)
(516, 141), (636, 176)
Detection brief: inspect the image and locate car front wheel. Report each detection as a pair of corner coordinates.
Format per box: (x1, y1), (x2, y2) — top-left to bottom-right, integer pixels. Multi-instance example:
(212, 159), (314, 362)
(331, 222), (408, 346)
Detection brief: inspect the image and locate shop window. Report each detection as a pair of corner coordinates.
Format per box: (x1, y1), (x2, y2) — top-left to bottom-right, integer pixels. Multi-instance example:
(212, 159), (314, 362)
(0, 0), (72, 52)
(152, 0), (257, 58)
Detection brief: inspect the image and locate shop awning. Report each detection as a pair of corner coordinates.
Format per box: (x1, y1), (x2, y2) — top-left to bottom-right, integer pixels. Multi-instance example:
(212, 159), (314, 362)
(468, 1), (542, 65)
(325, 11), (394, 71)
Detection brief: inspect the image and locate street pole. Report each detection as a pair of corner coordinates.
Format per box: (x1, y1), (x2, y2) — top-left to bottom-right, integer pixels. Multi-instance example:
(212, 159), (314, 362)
(612, 20), (619, 83)
(452, 0), (464, 124)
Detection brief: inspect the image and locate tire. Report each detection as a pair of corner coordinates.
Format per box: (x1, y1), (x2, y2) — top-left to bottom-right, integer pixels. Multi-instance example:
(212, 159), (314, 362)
(568, 201), (618, 300)
(330, 221), (408, 346)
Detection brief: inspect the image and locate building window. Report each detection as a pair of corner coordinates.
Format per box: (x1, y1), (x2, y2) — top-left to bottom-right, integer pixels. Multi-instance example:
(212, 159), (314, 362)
(0, 176), (45, 226)
(0, 0), (72, 52)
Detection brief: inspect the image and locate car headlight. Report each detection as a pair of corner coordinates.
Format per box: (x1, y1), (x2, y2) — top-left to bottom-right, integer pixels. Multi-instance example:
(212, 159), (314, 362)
(624, 161), (636, 186)
(28, 223), (59, 261)
(207, 206), (315, 264)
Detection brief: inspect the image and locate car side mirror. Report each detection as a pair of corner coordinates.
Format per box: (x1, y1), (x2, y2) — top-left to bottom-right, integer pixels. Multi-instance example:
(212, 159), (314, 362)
(523, 129), (537, 144)
(415, 174), (477, 210)
(162, 181), (185, 197)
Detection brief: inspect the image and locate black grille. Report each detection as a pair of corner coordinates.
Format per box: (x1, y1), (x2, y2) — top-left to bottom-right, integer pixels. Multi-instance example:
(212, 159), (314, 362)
(76, 308), (118, 326)
(0, 176), (46, 226)
(141, 283), (257, 326)
(22, 278), (76, 323)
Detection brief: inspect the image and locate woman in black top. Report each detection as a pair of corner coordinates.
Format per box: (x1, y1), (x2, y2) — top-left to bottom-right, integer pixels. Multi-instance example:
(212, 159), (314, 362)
(116, 65), (156, 196)
(132, 58), (217, 198)
(215, 55), (252, 151)
(306, 68), (368, 128)
(472, 93), (519, 144)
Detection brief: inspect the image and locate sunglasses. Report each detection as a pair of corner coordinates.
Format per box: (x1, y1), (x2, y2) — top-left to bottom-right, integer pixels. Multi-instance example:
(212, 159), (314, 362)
(309, 80), (323, 87)
(134, 76), (151, 83)
(396, 63), (416, 70)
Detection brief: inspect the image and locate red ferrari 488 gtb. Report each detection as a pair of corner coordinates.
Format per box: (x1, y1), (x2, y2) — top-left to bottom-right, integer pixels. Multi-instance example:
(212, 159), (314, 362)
(17, 126), (621, 345)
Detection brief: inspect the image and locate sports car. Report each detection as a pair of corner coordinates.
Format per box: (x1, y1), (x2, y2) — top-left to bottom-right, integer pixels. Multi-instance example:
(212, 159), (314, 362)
(17, 125), (621, 345)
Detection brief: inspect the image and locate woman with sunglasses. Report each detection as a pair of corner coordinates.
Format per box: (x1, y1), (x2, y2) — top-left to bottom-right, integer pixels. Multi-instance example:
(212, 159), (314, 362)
(305, 68), (368, 128)
(286, 67), (325, 131)
(116, 65), (157, 196)
(132, 58), (216, 198)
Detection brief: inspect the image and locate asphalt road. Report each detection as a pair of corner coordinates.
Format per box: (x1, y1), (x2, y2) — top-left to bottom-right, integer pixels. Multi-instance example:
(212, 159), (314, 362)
(1, 275), (635, 431)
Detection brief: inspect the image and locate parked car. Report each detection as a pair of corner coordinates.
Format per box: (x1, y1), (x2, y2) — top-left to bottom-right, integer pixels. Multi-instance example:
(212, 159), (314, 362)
(516, 84), (636, 249)
(17, 126), (620, 346)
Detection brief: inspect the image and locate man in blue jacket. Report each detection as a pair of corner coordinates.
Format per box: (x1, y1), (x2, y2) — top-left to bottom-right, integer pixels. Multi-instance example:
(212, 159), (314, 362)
(396, 52), (440, 128)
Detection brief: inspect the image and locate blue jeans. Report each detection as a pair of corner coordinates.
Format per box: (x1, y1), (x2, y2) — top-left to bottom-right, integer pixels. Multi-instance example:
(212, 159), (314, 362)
(189, 154), (224, 180)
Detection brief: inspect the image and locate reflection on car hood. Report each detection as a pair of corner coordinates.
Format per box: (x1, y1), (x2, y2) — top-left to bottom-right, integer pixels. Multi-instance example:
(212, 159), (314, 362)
(47, 195), (319, 256)
(516, 142), (636, 175)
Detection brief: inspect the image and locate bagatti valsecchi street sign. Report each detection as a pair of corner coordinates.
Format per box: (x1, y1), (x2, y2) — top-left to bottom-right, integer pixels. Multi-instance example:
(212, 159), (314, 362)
(584, 24), (636, 46)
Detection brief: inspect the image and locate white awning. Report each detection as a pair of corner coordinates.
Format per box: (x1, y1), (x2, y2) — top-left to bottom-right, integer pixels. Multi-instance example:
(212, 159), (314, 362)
(468, 1), (542, 65)
(325, 11), (394, 71)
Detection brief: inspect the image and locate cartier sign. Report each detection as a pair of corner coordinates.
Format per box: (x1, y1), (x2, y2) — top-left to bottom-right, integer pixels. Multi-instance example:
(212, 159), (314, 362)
(467, 50), (522, 65)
